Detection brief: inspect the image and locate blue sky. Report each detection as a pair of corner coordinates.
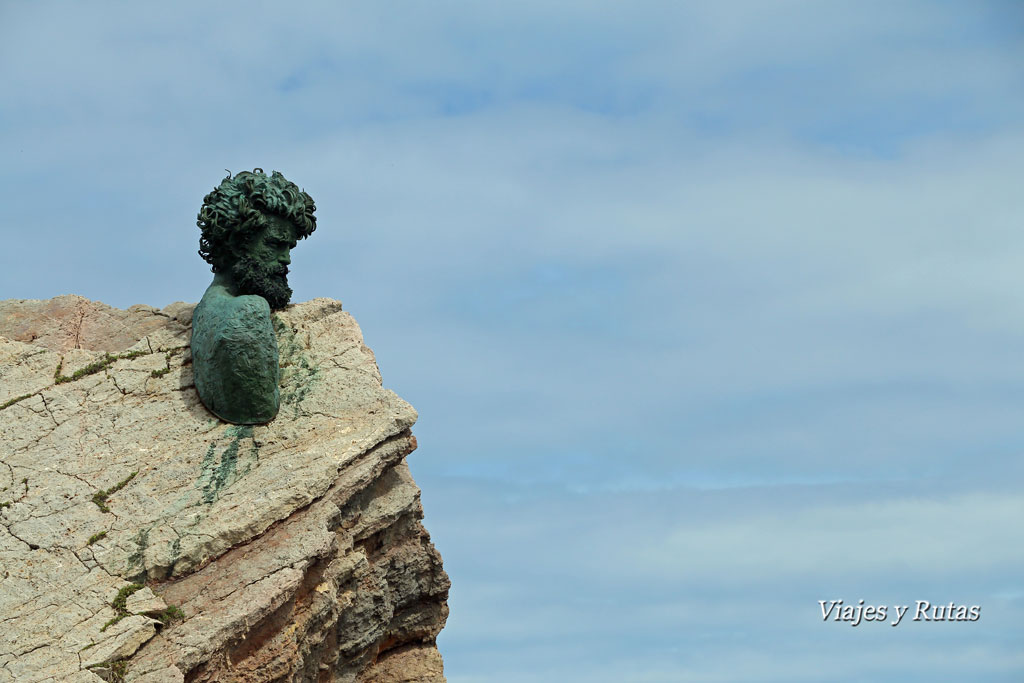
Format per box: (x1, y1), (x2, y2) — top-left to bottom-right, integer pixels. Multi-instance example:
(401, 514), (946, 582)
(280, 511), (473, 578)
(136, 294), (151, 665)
(3, 2), (1024, 680)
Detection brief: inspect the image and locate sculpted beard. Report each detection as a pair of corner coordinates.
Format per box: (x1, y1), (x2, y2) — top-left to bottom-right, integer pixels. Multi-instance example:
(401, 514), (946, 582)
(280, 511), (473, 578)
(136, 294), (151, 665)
(231, 254), (292, 310)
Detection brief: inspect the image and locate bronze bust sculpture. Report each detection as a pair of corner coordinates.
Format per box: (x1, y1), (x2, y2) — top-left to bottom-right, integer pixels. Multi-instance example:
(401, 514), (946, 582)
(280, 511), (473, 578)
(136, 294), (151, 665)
(191, 169), (316, 424)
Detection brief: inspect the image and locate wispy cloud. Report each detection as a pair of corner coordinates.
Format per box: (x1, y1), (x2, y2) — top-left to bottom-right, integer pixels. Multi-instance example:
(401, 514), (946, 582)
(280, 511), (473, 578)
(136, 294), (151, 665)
(3, 1), (1023, 679)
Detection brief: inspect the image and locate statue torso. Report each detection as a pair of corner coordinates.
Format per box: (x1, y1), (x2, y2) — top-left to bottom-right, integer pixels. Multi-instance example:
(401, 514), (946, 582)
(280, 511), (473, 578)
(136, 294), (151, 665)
(191, 282), (280, 424)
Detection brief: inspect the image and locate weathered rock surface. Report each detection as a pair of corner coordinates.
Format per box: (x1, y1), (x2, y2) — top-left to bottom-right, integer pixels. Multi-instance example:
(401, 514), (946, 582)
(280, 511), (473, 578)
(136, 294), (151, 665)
(0, 295), (449, 682)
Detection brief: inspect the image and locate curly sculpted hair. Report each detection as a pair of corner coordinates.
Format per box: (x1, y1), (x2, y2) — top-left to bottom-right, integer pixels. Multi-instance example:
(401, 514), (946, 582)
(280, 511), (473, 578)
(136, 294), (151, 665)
(197, 169), (317, 273)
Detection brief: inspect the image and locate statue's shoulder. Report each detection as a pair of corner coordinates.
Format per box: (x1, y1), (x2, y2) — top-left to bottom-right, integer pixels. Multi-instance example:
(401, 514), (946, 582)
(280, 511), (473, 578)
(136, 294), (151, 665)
(192, 285), (275, 359)
(191, 283), (279, 424)
(194, 284), (271, 328)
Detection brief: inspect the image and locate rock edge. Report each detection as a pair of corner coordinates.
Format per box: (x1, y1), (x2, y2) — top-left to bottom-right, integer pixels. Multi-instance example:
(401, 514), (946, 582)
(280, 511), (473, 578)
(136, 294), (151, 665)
(0, 295), (449, 682)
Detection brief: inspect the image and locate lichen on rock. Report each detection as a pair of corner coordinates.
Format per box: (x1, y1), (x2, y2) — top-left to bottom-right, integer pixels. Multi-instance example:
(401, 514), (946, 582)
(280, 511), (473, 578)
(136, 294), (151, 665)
(0, 295), (449, 682)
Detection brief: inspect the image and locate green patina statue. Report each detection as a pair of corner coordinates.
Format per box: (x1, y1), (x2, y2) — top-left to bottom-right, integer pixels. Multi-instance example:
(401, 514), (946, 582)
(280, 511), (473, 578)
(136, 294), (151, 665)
(191, 169), (317, 424)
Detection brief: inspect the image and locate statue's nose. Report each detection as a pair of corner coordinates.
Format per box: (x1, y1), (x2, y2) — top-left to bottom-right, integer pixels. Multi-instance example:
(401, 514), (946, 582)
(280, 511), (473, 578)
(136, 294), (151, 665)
(280, 252), (291, 265)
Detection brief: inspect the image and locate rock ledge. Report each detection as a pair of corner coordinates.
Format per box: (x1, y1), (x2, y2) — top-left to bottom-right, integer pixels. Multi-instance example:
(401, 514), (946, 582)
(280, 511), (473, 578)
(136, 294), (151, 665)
(0, 295), (449, 682)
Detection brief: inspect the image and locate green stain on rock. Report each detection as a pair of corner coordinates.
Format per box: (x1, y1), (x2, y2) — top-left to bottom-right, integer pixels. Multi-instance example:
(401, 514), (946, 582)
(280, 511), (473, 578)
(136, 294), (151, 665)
(273, 316), (320, 417)
(126, 528), (150, 578)
(199, 425), (256, 504)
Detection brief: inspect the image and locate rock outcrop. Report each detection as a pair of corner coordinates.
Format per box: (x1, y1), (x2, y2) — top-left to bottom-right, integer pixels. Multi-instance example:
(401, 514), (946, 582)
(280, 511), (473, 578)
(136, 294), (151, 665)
(0, 295), (449, 682)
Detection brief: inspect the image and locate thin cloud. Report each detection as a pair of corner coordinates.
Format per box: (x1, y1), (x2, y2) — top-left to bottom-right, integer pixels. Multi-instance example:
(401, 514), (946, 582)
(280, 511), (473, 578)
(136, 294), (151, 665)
(2, 2), (1023, 680)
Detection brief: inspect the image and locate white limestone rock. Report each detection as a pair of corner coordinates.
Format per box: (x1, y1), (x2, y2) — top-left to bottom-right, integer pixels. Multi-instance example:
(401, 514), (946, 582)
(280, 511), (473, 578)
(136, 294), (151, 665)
(0, 296), (449, 682)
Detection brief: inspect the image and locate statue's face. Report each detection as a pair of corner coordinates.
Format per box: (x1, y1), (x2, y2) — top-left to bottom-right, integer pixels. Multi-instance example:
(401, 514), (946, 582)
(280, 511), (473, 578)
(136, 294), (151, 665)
(230, 214), (297, 309)
(250, 215), (295, 271)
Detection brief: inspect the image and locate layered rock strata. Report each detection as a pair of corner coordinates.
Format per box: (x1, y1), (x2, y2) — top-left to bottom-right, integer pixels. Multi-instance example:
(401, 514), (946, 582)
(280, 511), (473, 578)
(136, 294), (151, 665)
(0, 295), (449, 682)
